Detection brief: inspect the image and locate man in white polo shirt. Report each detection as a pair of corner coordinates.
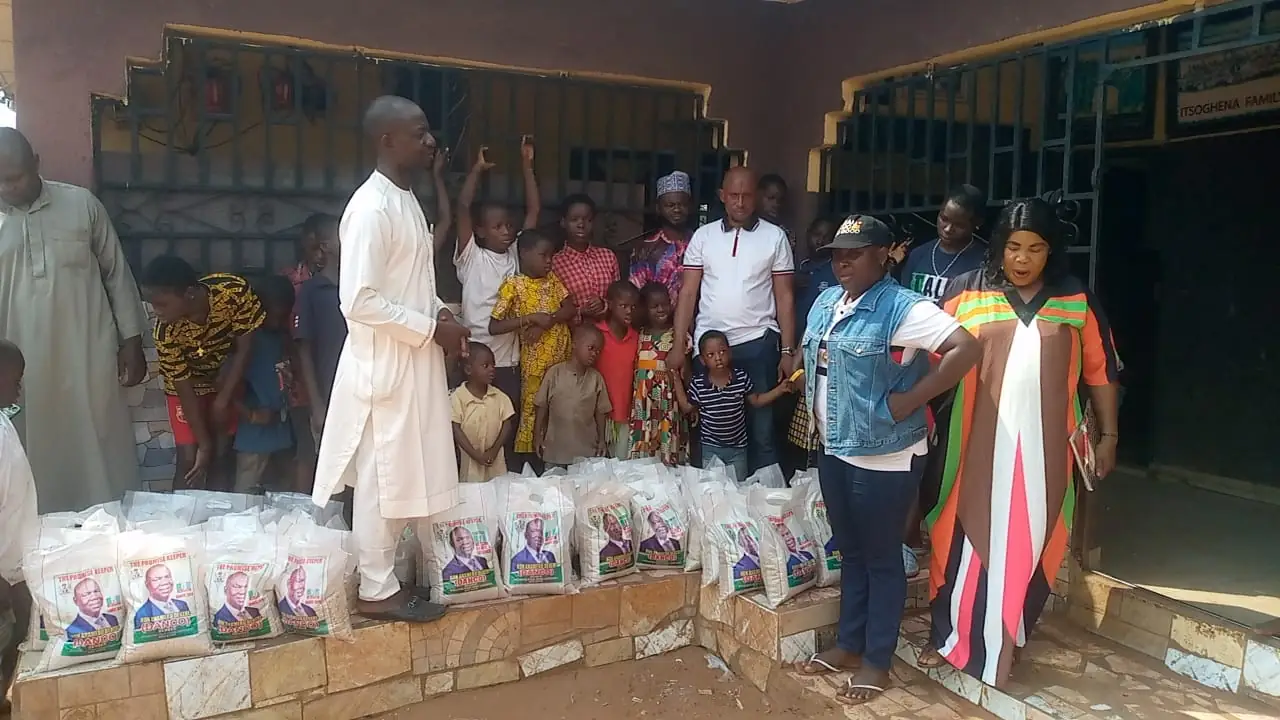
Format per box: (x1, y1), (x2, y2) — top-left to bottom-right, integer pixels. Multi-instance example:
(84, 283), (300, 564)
(671, 166), (797, 473)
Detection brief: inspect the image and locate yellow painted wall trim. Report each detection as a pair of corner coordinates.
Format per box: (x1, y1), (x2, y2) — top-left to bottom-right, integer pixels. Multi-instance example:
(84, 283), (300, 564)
(98, 23), (733, 144)
(161, 24), (711, 96)
(804, 0), (1235, 191)
(840, 0), (1230, 99)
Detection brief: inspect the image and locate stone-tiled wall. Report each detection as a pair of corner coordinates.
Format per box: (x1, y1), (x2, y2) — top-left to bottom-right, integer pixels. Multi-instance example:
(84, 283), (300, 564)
(127, 305), (177, 492)
(12, 571), (700, 720)
(695, 575), (934, 693)
(1068, 568), (1280, 707)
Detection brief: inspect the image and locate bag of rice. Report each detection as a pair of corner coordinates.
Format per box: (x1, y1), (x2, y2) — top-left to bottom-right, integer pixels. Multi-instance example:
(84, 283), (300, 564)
(24, 506), (122, 652)
(748, 486), (818, 608)
(702, 453), (734, 483)
(176, 489), (264, 524)
(122, 491), (197, 530)
(117, 528), (211, 662)
(204, 529), (281, 643)
(709, 491), (765, 600)
(423, 482), (506, 605)
(23, 526), (124, 671)
(264, 492), (345, 528)
(27, 613), (47, 651)
(744, 464), (787, 489)
(499, 477), (575, 595)
(275, 520), (355, 641)
(575, 475), (637, 586)
(206, 510), (265, 535)
(682, 467), (733, 574)
(628, 475), (688, 570)
(394, 526), (420, 586)
(794, 471), (840, 587)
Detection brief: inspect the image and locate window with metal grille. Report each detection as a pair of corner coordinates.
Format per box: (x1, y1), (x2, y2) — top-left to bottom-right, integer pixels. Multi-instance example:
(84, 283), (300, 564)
(92, 30), (743, 296)
(816, 0), (1280, 287)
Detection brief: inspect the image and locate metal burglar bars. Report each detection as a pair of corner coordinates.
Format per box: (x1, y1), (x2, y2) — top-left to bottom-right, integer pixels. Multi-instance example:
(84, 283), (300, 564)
(820, 0), (1280, 288)
(92, 29), (741, 287)
(822, 45), (1114, 285)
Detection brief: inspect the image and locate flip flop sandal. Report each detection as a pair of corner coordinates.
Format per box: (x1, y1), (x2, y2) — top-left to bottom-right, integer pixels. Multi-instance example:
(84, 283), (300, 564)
(797, 653), (844, 675)
(360, 592), (447, 624)
(836, 680), (887, 706)
(917, 648), (946, 669)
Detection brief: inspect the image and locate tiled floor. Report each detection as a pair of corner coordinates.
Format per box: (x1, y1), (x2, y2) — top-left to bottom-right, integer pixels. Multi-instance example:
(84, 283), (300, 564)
(1093, 470), (1280, 629)
(785, 660), (999, 720)
(893, 610), (1279, 720)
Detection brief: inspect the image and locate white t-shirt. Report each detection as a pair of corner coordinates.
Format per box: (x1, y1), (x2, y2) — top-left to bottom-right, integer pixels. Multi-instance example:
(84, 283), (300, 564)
(455, 236), (519, 367)
(0, 412), (37, 584)
(684, 218), (794, 350)
(814, 292), (961, 471)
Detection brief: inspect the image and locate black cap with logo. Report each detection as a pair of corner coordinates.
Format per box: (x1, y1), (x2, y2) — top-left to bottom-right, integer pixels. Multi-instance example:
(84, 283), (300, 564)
(821, 214), (894, 250)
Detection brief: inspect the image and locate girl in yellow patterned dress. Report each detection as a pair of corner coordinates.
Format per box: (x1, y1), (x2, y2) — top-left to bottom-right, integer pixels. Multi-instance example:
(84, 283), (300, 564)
(489, 229), (578, 455)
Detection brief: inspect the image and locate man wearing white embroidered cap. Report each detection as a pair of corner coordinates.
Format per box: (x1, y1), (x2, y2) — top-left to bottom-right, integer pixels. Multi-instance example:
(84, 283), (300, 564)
(314, 96), (469, 623)
(629, 171), (694, 308)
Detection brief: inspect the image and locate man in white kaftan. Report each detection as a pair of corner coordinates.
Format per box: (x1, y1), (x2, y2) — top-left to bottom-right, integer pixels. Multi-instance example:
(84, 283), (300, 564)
(0, 129), (148, 513)
(313, 162), (461, 606)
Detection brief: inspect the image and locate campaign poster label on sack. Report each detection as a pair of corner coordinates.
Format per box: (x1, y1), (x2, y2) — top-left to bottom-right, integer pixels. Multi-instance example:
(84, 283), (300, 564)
(278, 555), (329, 635)
(721, 521), (764, 593)
(126, 552), (199, 643)
(635, 500), (685, 568)
(507, 512), (564, 586)
(50, 565), (123, 656)
(589, 501), (635, 576)
(433, 515), (499, 596)
(208, 561), (273, 642)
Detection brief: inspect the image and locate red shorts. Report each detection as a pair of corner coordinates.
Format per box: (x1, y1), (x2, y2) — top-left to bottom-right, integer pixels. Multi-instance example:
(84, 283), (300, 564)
(166, 394), (238, 446)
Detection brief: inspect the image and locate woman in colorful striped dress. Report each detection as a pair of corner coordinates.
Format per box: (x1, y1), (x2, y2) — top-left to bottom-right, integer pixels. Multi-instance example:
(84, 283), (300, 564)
(917, 197), (1120, 688)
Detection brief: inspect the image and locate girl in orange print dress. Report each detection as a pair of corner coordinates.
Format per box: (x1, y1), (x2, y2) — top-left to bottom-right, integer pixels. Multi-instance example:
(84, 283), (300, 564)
(628, 283), (690, 465)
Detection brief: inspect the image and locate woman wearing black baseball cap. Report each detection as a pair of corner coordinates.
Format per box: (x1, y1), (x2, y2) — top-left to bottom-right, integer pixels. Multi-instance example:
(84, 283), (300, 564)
(794, 214), (980, 704)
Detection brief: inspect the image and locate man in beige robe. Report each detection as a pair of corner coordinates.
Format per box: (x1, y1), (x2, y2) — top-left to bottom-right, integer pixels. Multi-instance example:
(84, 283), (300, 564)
(313, 96), (468, 621)
(0, 128), (148, 512)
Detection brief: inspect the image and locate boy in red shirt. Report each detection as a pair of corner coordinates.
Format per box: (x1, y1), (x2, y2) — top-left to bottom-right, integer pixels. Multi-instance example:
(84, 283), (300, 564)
(596, 281), (640, 459)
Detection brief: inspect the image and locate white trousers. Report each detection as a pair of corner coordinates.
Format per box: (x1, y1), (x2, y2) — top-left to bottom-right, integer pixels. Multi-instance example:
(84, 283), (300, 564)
(349, 423), (408, 602)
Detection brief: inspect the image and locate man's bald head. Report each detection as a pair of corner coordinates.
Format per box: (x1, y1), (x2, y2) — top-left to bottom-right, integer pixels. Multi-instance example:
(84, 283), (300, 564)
(362, 96), (436, 175)
(0, 128), (35, 165)
(0, 128), (41, 207)
(719, 166), (759, 226)
(362, 95), (427, 139)
(722, 166), (756, 191)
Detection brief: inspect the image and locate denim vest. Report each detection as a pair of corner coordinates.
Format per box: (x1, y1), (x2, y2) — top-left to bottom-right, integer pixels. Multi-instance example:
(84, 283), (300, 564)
(801, 277), (930, 456)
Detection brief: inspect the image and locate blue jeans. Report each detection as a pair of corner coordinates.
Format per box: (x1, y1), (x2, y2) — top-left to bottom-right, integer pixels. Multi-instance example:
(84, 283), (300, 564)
(817, 452), (923, 670)
(700, 443), (749, 484)
(696, 330), (780, 473)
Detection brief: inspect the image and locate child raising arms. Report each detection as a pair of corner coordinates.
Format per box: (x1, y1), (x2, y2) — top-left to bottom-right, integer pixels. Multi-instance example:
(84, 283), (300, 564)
(488, 229), (577, 462)
(455, 138), (541, 433)
(629, 282), (690, 465)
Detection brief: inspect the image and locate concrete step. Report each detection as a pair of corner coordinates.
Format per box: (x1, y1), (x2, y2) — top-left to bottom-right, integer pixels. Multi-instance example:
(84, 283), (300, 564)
(893, 610), (1278, 720)
(785, 659), (999, 720)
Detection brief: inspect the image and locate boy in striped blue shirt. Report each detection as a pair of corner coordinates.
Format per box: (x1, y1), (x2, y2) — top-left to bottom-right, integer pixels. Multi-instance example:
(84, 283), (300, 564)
(688, 330), (794, 482)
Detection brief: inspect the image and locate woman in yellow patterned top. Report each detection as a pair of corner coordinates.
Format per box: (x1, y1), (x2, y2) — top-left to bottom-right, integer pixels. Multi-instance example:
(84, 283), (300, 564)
(489, 230), (578, 458)
(142, 256), (265, 487)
